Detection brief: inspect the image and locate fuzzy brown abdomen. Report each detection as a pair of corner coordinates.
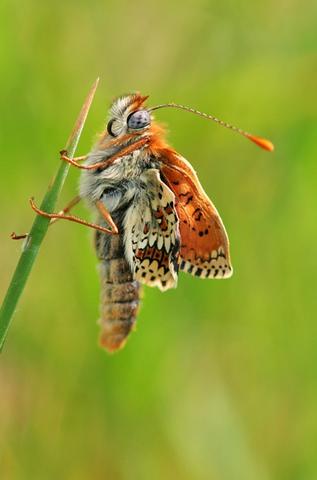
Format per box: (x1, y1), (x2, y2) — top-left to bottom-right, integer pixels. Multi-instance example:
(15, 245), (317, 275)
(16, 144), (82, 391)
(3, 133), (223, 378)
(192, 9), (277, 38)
(96, 232), (141, 352)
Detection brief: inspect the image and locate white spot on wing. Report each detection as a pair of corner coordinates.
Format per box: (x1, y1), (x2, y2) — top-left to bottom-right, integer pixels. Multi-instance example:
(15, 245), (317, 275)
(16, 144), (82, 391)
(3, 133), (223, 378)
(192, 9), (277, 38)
(123, 169), (180, 291)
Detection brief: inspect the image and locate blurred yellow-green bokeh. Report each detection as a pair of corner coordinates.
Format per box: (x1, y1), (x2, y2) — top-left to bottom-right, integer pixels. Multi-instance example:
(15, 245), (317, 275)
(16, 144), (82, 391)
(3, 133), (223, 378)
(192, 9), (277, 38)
(1, 0), (317, 479)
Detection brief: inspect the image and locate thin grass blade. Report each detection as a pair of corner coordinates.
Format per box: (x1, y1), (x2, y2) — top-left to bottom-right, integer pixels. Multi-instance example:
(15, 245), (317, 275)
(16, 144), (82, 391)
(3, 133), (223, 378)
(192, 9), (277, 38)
(0, 78), (99, 351)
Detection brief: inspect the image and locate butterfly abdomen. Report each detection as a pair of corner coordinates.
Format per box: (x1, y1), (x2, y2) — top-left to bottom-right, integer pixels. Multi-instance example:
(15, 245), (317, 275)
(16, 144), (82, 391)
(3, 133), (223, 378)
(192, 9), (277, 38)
(96, 231), (141, 352)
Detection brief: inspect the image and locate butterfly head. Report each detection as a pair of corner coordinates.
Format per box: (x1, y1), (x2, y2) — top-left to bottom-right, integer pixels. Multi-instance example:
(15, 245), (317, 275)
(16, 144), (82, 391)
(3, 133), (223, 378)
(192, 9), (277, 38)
(107, 93), (151, 138)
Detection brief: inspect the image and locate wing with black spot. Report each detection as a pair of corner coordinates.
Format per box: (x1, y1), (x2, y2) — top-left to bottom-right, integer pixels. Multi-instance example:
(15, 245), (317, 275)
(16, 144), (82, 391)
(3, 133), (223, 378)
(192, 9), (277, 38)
(123, 169), (180, 291)
(160, 152), (233, 279)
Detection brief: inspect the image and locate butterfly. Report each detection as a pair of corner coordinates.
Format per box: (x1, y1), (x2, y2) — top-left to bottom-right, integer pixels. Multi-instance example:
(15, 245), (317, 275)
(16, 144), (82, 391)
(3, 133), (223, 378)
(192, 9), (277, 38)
(31, 92), (273, 352)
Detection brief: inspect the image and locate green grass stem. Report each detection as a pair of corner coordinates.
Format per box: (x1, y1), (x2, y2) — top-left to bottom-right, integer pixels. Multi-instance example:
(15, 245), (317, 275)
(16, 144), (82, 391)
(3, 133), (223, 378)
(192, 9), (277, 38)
(0, 78), (99, 351)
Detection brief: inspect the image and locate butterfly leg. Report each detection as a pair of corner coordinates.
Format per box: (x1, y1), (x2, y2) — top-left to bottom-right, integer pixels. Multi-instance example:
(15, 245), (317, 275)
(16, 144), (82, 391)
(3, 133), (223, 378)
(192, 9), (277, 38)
(60, 150), (88, 168)
(49, 195), (81, 225)
(60, 137), (150, 171)
(96, 200), (118, 234)
(11, 232), (29, 240)
(11, 195), (82, 240)
(99, 137), (150, 170)
(29, 197), (117, 235)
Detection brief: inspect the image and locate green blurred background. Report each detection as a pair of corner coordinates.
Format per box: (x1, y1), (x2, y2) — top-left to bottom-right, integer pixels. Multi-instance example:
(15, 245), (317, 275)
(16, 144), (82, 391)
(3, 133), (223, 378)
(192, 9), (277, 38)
(1, 0), (317, 478)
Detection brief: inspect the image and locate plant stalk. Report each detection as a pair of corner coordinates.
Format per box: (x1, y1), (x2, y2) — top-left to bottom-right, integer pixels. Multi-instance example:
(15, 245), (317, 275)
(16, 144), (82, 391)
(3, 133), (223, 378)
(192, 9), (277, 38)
(0, 78), (99, 351)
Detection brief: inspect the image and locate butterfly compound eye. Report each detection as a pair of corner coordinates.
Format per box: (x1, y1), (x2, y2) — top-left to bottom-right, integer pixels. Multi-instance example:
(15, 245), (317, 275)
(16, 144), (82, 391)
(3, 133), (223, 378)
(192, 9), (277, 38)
(127, 110), (151, 130)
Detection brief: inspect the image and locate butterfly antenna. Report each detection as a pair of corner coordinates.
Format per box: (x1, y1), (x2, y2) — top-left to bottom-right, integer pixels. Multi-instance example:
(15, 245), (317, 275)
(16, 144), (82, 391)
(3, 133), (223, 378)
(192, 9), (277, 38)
(149, 103), (274, 152)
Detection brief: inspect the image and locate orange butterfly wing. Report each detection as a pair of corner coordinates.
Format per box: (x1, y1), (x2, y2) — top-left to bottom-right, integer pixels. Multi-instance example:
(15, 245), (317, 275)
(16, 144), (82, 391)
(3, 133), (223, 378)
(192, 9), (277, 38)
(159, 150), (232, 279)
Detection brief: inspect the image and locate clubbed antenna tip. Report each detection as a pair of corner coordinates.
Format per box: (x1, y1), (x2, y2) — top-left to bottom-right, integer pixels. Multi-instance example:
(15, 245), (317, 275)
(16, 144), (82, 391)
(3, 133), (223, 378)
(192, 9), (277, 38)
(245, 133), (274, 152)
